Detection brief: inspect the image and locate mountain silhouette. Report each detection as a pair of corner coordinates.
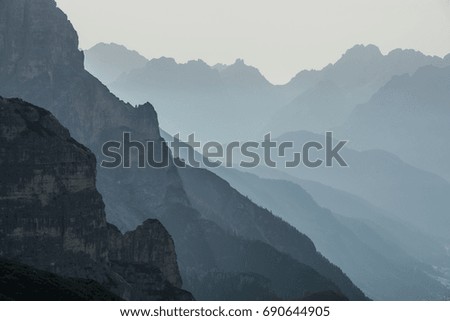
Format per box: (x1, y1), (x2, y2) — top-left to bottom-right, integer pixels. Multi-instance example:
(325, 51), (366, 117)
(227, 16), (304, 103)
(213, 167), (450, 300)
(0, 0), (366, 300)
(267, 44), (450, 134)
(244, 131), (450, 243)
(84, 42), (148, 85)
(88, 46), (289, 143)
(86, 43), (450, 142)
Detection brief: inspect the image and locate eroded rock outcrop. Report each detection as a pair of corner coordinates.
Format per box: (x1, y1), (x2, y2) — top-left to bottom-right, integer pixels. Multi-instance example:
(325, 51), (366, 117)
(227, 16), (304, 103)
(0, 97), (192, 300)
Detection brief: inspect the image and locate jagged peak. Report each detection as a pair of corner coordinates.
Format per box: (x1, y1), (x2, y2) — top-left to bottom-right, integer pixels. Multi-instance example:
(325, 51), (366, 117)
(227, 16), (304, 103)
(388, 47), (425, 57)
(146, 57), (212, 71)
(136, 101), (156, 112)
(86, 42), (147, 58)
(386, 48), (444, 62)
(134, 102), (159, 127)
(212, 63), (229, 71)
(148, 56), (177, 65)
(339, 44), (383, 62)
(219, 60), (272, 86)
(186, 58), (209, 66)
(223, 58), (269, 78)
(89, 42), (128, 50)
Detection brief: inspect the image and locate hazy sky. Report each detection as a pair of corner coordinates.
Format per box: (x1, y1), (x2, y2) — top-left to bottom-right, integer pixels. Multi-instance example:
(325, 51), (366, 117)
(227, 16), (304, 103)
(56, 0), (450, 84)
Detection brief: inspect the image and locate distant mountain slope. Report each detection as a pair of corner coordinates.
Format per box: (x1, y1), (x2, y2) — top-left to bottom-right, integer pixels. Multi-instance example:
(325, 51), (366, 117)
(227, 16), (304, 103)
(85, 43), (449, 142)
(107, 57), (285, 142)
(0, 259), (121, 301)
(158, 203), (347, 300)
(268, 45), (450, 134)
(178, 166), (367, 300)
(220, 58), (273, 90)
(263, 131), (450, 242)
(161, 130), (450, 299)
(234, 130), (450, 243)
(339, 65), (450, 182)
(212, 167), (450, 300)
(84, 45), (290, 143)
(295, 179), (450, 267)
(84, 42), (148, 85)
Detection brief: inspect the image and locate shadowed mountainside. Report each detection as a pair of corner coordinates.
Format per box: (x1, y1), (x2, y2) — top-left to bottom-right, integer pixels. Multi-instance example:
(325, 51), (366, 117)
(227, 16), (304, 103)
(0, 97), (192, 300)
(0, 259), (121, 301)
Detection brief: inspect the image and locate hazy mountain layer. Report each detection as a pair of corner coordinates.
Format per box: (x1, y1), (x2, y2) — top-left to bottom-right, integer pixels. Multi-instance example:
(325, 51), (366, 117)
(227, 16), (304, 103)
(85, 42), (148, 85)
(267, 45), (450, 134)
(242, 131), (450, 242)
(339, 65), (450, 182)
(213, 167), (450, 300)
(85, 43), (449, 141)
(107, 56), (286, 143)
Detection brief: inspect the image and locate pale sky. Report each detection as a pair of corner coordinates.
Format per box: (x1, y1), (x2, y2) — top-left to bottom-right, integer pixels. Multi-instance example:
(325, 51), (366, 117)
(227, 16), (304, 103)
(56, 0), (450, 84)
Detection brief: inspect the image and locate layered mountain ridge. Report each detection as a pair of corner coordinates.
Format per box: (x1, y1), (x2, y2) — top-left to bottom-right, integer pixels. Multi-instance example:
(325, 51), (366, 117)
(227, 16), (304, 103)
(81, 8), (450, 301)
(0, 0), (366, 300)
(86, 42), (450, 142)
(339, 65), (450, 181)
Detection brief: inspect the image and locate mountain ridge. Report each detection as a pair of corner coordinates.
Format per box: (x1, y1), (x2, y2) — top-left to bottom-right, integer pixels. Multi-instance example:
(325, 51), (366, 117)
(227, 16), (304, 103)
(0, 0), (367, 300)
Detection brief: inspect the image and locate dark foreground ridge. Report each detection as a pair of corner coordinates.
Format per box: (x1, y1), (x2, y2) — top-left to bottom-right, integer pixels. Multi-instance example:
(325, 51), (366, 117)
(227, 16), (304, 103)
(0, 259), (121, 301)
(0, 97), (192, 300)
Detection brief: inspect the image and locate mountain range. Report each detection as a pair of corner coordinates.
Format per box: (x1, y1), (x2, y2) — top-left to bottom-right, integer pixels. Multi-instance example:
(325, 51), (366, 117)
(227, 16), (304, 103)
(85, 43), (450, 143)
(2, 0), (449, 302)
(0, 0), (366, 300)
(159, 131), (450, 300)
(83, 37), (450, 300)
(269, 45), (450, 135)
(105, 55), (284, 143)
(242, 131), (450, 243)
(213, 167), (450, 300)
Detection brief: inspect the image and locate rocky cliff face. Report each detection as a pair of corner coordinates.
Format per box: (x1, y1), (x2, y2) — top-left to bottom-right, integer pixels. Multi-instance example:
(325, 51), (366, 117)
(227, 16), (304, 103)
(0, 97), (191, 300)
(108, 220), (182, 288)
(0, 0), (184, 231)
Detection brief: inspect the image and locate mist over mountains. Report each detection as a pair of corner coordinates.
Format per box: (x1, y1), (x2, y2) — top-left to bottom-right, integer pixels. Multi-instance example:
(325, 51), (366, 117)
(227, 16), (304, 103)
(1, 0), (450, 302)
(158, 130), (450, 300)
(0, 0), (367, 301)
(85, 43), (148, 86)
(105, 54), (284, 143)
(339, 65), (450, 181)
(269, 45), (450, 135)
(213, 167), (450, 300)
(85, 40), (450, 300)
(85, 43), (450, 143)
